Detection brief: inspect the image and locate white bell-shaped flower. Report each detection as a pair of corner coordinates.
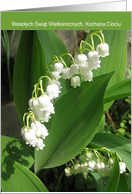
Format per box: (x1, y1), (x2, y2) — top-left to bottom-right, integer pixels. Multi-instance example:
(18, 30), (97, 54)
(23, 129), (38, 147)
(87, 160), (96, 171)
(37, 95), (55, 121)
(21, 127), (28, 137)
(62, 67), (72, 79)
(96, 43), (109, 57)
(36, 138), (45, 150)
(70, 64), (79, 76)
(46, 84), (60, 99)
(73, 164), (81, 174)
(71, 76), (80, 88)
(119, 162), (126, 174)
(54, 62), (63, 73)
(81, 162), (88, 174)
(109, 158), (115, 166)
(75, 54), (87, 65)
(38, 94), (52, 109)
(65, 167), (72, 177)
(83, 71), (93, 82)
(52, 71), (61, 81)
(40, 124), (49, 139)
(96, 160), (105, 173)
(80, 63), (90, 76)
(86, 151), (93, 160)
(52, 79), (62, 90)
(30, 121), (42, 138)
(28, 98), (33, 110)
(87, 51), (101, 70)
(104, 165), (112, 176)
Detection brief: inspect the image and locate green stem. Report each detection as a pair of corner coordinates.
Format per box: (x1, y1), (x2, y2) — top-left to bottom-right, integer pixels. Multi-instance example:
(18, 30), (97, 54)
(80, 40), (93, 53)
(59, 53), (75, 65)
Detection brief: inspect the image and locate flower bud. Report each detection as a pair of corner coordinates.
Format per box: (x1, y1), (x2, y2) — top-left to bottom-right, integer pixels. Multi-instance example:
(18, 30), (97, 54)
(119, 162), (126, 174)
(65, 167), (72, 177)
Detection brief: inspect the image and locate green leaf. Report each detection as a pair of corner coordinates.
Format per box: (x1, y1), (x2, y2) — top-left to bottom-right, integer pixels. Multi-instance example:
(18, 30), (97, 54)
(90, 171), (109, 192)
(90, 133), (131, 172)
(35, 72), (113, 173)
(127, 173), (131, 191)
(117, 173), (129, 192)
(104, 78), (131, 104)
(1, 156), (48, 192)
(107, 153), (120, 192)
(37, 30), (71, 99)
(13, 31), (46, 124)
(1, 135), (34, 169)
(96, 114), (105, 133)
(84, 30), (127, 111)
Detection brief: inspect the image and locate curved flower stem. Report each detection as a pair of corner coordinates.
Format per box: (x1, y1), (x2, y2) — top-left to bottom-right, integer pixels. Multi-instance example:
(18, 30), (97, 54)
(80, 40), (93, 54)
(101, 32), (105, 44)
(23, 113), (28, 128)
(93, 33), (103, 43)
(81, 30), (103, 53)
(59, 53), (75, 65)
(40, 80), (45, 97)
(91, 35), (95, 52)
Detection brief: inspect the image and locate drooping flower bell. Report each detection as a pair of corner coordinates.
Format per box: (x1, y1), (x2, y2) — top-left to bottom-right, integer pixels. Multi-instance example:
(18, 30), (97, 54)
(65, 167), (72, 177)
(96, 160), (105, 173)
(52, 71), (61, 81)
(87, 160), (96, 171)
(62, 67), (72, 79)
(46, 84), (60, 99)
(83, 71), (93, 82)
(54, 62), (63, 73)
(87, 51), (101, 70)
(80, 62), (90, 76)
(119, 162), (126, 174)
(96, 43), (109, 57)
(71, 76), (80, 88)
(81, 162), (88, 174)
(70, 64), (79, 76)
(35, 138), (45, 150)
(75, 54), (87, 65)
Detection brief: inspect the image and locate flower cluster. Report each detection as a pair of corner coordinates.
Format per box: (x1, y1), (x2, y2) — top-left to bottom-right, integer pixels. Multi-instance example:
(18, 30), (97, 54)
(61, 37), (109, 88)
(21, 75), (62, 150)
(64, 150), (126, 177)
(20, 30), (109, 150)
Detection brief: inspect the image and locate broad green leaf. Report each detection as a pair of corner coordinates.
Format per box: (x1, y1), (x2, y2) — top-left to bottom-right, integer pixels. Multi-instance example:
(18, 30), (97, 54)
(90, 133), (131, 172)
(35, 72), (113, 173)
(104, 78), (131, 104)
(37, 30), (71, 100)
(84, 30), (127, 111)
(117, 173), (129, 192)
(1, 135), (34, 169)
(1, 156), (48, 192)
(96, 114), (105, 133)
(13, 31), (46, 124)
(107, 153), (120, 192)
(127, 173), (131, 191)
(90, 171), (109, 192)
